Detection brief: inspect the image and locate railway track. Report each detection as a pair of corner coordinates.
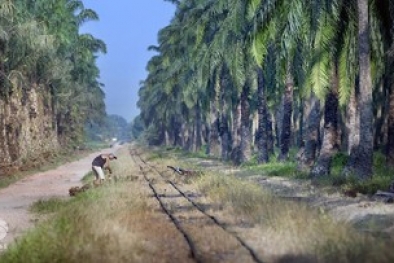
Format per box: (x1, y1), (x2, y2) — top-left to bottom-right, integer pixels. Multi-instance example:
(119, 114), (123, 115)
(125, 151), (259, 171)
(129, 147), (263, 263)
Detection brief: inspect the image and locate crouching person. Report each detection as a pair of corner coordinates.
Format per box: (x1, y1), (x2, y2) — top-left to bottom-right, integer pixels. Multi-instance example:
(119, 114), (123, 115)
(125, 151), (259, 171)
(92, 153), (117, 185)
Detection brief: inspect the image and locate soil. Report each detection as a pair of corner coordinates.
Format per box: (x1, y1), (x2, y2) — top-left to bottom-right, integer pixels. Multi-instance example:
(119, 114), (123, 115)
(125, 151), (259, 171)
(0, 146), (119, 251)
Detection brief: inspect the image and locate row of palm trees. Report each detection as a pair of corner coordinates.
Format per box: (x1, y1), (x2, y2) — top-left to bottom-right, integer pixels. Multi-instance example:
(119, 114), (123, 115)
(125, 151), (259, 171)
(137, 0), (394, 180)
(0, 0), (106, 145)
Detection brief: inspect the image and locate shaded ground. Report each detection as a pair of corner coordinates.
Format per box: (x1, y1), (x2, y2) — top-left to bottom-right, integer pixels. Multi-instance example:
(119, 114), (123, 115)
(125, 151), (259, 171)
(0, 146), (118, 251)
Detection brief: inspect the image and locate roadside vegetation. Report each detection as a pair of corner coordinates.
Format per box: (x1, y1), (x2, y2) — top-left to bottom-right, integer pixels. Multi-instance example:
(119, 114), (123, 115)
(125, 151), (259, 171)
(2, 146), (393, 263)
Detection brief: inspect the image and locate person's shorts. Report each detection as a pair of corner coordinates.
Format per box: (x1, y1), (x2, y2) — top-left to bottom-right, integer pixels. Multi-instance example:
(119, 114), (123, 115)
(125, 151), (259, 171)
(92, 166), (105, 180)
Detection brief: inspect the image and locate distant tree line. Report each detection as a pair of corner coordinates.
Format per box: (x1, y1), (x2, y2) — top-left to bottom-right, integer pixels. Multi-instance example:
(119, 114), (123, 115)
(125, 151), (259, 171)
(85, 114), (136, 143)
(137, 0), (394, 182)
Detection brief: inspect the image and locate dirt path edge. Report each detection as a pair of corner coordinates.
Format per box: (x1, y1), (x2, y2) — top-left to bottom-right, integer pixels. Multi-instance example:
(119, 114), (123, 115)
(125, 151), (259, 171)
(0, 146), (120, 251)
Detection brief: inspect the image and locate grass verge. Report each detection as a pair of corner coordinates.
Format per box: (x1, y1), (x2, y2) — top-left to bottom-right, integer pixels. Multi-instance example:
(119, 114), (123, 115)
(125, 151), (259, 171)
(193, 172), (394, 262)
(0, 185), (150, 263)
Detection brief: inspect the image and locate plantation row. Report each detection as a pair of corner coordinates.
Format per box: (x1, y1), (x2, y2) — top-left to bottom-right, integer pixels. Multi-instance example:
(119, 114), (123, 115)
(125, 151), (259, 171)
(137, 0), (394, 185)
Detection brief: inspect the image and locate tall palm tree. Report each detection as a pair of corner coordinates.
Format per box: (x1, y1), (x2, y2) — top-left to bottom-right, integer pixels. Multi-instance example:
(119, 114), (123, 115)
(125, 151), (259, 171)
(256, 66), (269, 163)
(342, 0), (374, 179)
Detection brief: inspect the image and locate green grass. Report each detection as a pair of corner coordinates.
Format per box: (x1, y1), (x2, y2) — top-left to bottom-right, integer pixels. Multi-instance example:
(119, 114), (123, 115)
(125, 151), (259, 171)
(232, 150), (394, 195)
(244, 160), (299, 176)
(315, 152), (394, 195)
(82, 171), (95, 183)
(195, 173), (272, 217)
(0, 175), (18, 189)
(30, 198), (69, 214)
(0, 183), (149, 263)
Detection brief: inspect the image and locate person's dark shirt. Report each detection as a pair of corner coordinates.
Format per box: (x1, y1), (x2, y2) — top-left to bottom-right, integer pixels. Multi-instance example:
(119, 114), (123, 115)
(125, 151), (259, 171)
(92, 155), (106, 167)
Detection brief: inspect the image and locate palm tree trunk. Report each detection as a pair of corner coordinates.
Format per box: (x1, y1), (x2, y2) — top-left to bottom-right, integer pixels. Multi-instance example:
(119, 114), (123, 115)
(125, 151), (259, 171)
(343, 0), (374, 179)
(207, 75), (221, 157)
(373, 82), (387, 150)
(257, 67), (269, 163)
(386, 82), (394, 166)
(252, 112), (258, 148)
(345, 86), (360, 154)
(173, 117), (182, 147)
(194, 101), (202, 152)
(183, 125), (193, 151)
(297, 94), (320, 171)
(267, 112), (274, 156)
(278, 68), (294, 161)
(231, 99), (242, 163)
(220, 84), (230, 160)
(311, 65), (339, 177)
(239, 83), (252, 163)
(297, 98), (304, 148)
(180, 122), (186, 148)
(275, 102), (282, 149)
(220, 113), (230, 160)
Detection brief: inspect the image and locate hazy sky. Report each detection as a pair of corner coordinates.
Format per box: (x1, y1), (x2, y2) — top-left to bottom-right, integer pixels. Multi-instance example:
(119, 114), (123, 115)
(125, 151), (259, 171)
(81, 0), (175, 122)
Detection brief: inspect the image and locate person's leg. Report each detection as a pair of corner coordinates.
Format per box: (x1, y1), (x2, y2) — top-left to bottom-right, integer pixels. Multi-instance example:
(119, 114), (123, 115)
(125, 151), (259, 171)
(92, 166), (99, 185)
(92, 166), (105, 184)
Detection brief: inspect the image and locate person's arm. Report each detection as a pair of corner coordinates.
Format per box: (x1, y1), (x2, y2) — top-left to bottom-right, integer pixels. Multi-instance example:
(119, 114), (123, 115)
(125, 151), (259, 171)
(103, 157), (112, 174)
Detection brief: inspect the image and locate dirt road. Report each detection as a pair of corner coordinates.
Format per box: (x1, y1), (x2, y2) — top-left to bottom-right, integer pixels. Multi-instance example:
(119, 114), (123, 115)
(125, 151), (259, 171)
(0, 147), (117, 250)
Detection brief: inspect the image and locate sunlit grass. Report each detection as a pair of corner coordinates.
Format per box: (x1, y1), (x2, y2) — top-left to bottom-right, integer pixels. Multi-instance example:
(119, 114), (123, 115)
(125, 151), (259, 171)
(193, 172), (394, 262)
(0, 184), (151, 263)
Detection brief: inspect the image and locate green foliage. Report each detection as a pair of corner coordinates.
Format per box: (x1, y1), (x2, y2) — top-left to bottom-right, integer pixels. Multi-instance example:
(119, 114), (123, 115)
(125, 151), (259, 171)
(140, 124), (163, 146)
(0, 0), (107, 146)
(130, 115), (145, 140)
(242, 158), (300, 177)
(315, 152), (394, 195)
(330, 152), (350, 176)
